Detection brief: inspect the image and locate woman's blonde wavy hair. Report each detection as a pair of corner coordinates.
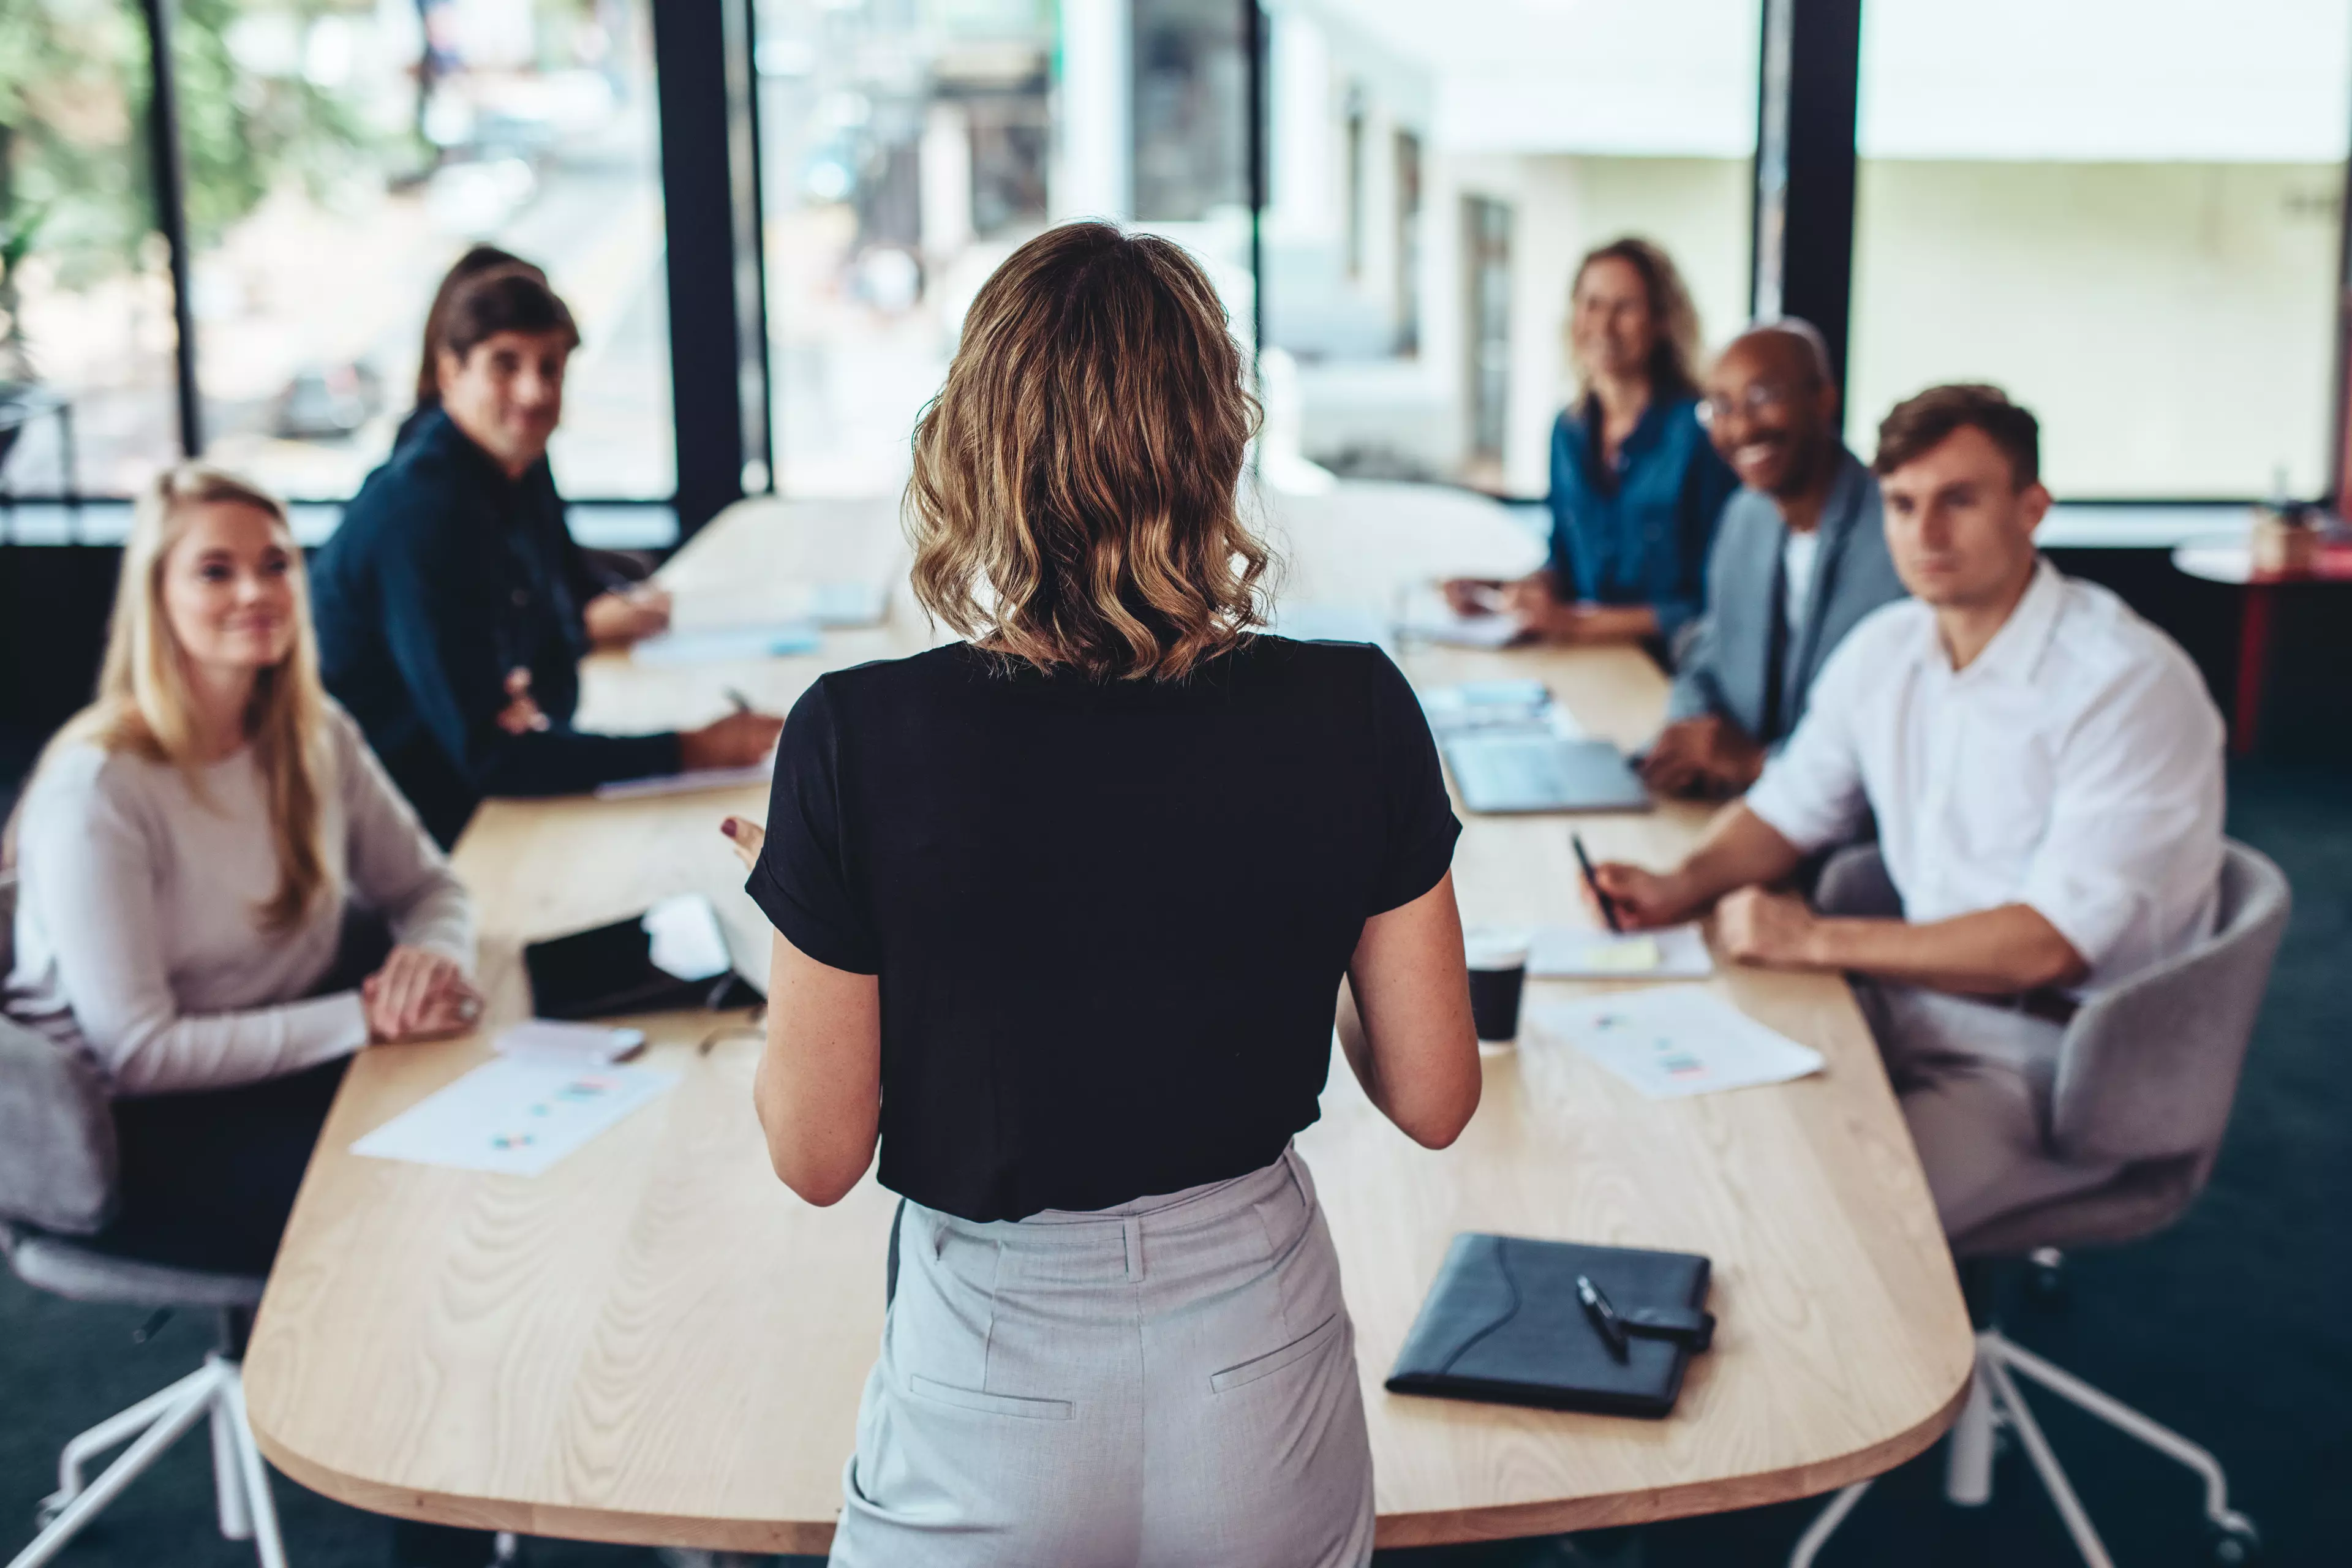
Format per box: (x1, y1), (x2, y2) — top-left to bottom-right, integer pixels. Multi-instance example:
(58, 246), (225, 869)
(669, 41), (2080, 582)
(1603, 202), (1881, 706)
(26, 462), (334, 931)
(905, 221), (1273, 681)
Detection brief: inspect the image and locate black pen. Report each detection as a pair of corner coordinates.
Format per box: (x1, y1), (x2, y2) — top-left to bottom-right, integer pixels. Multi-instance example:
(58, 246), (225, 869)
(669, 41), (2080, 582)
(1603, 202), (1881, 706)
(724, 687), (754, 714)
(1571, 833), (1622, 934)
(1576, 1273), (1629, 1362)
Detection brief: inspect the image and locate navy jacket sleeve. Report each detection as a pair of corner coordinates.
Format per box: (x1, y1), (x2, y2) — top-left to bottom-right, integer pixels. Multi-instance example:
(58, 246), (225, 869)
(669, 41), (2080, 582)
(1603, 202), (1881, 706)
(363, 471), (681, 797)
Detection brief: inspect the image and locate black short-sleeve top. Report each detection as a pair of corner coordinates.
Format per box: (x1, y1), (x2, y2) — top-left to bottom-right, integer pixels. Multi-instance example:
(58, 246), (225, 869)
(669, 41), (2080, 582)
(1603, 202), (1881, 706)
(745, 636), (1460, 1223)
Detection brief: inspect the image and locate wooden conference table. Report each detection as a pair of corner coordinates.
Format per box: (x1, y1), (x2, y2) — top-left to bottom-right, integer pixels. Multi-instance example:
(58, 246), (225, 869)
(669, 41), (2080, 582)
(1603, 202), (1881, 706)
(244, 484), (1972, 1553)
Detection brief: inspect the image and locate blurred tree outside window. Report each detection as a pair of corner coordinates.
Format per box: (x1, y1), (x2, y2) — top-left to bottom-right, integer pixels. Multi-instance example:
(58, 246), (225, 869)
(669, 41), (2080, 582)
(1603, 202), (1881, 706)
(0, 0), (175, 494)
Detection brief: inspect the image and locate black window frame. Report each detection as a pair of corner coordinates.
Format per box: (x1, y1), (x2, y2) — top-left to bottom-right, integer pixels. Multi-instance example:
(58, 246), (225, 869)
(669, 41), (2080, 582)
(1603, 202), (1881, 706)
(7, 1), (2348, 519)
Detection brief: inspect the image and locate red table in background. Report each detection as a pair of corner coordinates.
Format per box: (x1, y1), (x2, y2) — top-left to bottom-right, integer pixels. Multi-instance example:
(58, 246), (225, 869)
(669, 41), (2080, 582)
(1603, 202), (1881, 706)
(2172, 537), (2352, 754)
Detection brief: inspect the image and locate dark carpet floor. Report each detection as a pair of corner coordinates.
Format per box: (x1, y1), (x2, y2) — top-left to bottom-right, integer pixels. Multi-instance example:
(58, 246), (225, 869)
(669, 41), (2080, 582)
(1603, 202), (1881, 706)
(4, 759), (2345, 1568)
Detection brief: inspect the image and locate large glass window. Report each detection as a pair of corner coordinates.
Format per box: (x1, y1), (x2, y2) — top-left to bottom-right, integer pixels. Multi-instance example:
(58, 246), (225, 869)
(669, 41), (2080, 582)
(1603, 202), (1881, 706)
(1, 0), (179, 497)
(1259, 0), (1761, 495)
(1849, 0), (2351, 498)
(178, 0), (673, 502)
(754, 0), (1248, 499)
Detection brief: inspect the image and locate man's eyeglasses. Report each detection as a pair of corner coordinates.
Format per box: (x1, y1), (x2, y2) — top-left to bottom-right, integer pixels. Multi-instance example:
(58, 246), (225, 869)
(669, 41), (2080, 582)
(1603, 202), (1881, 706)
(1696, 383), (1800, 429)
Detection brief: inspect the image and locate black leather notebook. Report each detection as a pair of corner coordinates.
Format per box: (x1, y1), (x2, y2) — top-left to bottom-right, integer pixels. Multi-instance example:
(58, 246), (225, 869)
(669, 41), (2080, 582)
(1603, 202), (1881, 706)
(1385, 1234), (1714, 1419)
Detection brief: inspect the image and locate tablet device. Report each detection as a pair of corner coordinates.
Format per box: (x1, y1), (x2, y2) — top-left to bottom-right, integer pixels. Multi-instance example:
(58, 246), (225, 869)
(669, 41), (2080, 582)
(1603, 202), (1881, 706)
(1440, 730), (1651, 814)
(523, 894), (739, 1019)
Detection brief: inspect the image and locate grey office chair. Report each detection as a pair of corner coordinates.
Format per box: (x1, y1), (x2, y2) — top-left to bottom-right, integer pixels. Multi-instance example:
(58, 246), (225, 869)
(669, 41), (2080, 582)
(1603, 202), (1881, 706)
(0, 873), (290, 1568)
(1787, 841), (2290, 1568)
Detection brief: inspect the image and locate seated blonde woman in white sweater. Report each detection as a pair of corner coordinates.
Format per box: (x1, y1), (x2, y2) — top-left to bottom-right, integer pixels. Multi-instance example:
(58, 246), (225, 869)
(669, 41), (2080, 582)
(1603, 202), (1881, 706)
(4, 462), (479, 1275)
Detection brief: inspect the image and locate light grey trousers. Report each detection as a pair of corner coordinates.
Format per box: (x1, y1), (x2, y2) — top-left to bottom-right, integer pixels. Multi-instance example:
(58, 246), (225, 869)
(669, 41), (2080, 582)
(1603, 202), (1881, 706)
(1855, 980), (2124, 1239)
(829, 1145), (1376, 1568)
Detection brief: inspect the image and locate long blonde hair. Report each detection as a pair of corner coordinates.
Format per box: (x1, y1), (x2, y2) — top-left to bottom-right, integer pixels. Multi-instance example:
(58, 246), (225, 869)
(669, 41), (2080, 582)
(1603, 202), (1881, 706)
(29, 462), (334, 931)
(905, 221), (1273, 682)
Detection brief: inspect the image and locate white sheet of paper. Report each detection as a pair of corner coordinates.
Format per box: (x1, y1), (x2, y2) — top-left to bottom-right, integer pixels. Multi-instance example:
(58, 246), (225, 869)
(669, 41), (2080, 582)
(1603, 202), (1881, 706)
(1420, 682), (1586, 742)
(350, 1058), (678, 1177)
(494, 1020), (647, 1067)
(631, 622), (821, 666)
(594, 757), (774, 801)
(1528, 987), (1823, 1100)
(1397, 585), (1521, 649)
(1528, 923), (1713, 979)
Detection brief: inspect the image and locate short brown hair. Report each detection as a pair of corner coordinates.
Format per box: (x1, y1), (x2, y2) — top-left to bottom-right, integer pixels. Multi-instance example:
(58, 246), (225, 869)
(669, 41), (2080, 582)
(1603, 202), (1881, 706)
(416, 246), (546, 405)
(439, 264), (579, 368)
(1569, 237), (1704, 399)
(905, 221), (1272, 682)
(1873, 383), (2040, 488)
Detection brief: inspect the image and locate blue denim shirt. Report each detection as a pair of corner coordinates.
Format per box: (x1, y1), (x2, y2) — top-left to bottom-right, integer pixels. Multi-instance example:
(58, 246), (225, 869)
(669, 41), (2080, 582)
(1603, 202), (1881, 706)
(1546, 394), (1737, 643)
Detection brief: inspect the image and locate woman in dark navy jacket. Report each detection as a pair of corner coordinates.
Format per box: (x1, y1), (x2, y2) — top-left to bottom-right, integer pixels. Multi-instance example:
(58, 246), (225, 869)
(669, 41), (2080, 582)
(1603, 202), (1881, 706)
(1447, 237), (1735, 652)
(311, 267), (781, 846)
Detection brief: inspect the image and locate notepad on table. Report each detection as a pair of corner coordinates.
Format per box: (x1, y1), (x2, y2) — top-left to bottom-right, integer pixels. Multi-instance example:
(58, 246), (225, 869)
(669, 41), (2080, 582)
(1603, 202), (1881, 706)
(1528, 923), (1712, 979)
(1528, 986), (1823, 1100)
(350, 1058), (677, 1177)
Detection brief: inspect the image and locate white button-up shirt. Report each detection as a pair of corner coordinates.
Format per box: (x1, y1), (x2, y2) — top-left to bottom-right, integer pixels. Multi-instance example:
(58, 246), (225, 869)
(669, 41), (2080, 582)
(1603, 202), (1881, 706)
(1746, 559), (2226, 993)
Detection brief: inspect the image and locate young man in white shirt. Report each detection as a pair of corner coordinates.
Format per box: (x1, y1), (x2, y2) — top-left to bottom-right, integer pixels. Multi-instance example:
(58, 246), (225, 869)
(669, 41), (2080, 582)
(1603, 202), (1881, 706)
(1591, 385), (2226, 1235)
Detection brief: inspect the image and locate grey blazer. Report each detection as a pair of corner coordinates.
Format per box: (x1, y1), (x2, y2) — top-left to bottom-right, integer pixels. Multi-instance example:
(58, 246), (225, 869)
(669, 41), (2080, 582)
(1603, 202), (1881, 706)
(1666, 449), (1907, 745)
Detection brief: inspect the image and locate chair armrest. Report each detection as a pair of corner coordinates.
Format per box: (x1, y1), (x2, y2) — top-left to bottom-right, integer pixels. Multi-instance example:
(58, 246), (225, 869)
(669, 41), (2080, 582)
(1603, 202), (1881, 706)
(2051, 843), (2291, 1166)
(0, 1017), (118, 1235)
(1811, 843), (1902, 920)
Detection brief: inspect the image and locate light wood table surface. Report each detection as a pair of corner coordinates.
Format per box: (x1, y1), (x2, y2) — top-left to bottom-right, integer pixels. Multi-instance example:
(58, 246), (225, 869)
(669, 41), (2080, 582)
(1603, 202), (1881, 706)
(245, 482), (1973, 1553)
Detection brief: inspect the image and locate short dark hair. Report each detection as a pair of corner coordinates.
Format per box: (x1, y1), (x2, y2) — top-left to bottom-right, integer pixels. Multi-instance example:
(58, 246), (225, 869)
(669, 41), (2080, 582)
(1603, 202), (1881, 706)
(1873, 383), (2039, 488)
(439, 265), (579, 368)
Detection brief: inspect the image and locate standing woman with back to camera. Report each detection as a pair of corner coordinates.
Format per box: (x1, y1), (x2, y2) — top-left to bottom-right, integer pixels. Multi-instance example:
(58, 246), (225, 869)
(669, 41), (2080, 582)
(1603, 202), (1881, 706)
(721, 221), (1482, 1566)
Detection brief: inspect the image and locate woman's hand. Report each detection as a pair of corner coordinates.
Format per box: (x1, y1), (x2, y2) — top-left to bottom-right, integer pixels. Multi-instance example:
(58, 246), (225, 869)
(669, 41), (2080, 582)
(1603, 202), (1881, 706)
(495, 667), (551, 735)
(584, 584), (674, 649)
(1441, 578), (1509, 616)
(363, 946), (481, 1044)
(721, 815), (766, 873)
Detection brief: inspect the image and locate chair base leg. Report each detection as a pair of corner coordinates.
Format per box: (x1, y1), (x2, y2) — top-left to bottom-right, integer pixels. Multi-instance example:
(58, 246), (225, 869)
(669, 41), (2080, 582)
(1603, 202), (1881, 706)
(1787, 1329), (2258, 1568)
(1942, 1362), (1997, 1506)
(11, 1354), (287, 1568)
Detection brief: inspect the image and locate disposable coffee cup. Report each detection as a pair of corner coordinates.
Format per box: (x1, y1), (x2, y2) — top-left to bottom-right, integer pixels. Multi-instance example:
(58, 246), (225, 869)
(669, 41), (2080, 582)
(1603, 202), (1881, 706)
(1464, 928), (1532, 1045)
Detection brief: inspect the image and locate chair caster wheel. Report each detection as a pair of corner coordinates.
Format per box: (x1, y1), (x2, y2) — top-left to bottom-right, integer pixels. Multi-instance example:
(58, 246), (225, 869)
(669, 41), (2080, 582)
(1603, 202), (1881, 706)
(2207, 1515), (2261, 1565)
(2025, 1247), (2067, 1305)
